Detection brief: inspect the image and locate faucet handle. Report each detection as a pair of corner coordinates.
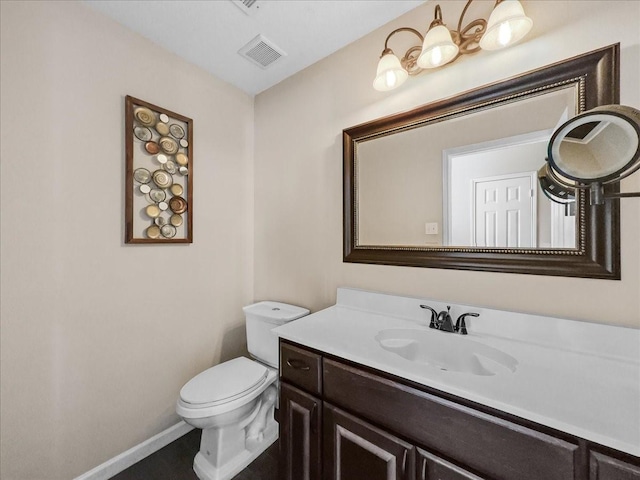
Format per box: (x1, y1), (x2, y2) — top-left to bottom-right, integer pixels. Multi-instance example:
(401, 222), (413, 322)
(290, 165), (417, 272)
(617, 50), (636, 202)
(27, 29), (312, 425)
(420, 304), (438, 329)
(455, 312), (479, 335)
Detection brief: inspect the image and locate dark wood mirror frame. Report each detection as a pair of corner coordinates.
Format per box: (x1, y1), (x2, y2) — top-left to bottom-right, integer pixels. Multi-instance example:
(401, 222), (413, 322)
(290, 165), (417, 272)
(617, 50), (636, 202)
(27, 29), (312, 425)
(344, 44), (620, 279)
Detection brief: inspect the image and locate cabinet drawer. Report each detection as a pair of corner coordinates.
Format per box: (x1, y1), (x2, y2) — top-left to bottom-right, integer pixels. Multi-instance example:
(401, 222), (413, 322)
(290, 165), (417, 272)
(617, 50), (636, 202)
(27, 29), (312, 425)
(280, 342), (322, 396)
(590, 451), (640, 479)
(324, 358), (579, 480)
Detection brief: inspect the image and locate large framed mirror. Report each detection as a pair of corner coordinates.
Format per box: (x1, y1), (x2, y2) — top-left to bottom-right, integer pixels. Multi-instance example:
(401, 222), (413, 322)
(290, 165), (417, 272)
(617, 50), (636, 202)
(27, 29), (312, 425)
(344, 44), (620, 279)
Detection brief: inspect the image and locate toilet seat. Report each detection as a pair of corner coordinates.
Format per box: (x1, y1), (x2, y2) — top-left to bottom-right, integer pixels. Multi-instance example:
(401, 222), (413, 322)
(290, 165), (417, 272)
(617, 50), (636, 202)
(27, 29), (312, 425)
(176, 358), (278, 419)
(180, 357), (268, 408)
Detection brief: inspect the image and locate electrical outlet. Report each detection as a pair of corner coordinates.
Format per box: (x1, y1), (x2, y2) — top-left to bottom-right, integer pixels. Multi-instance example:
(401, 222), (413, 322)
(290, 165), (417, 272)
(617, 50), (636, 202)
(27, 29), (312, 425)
(425, 222), (438, 235)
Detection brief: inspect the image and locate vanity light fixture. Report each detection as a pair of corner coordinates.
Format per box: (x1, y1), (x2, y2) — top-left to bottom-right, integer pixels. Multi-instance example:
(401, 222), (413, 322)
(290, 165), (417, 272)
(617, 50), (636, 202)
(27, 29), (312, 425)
(373, 0), (533, 91)
(543, 105), (640, 205)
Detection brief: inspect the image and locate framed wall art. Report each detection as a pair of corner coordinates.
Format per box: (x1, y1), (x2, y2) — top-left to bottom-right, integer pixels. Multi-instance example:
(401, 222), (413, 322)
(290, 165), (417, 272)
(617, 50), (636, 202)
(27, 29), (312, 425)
(125, 95), (193, 244)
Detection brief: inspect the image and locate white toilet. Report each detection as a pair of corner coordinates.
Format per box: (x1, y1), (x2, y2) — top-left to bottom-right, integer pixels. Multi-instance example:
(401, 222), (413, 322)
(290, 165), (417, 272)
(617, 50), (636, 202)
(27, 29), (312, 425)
(176, 301), (309, 480)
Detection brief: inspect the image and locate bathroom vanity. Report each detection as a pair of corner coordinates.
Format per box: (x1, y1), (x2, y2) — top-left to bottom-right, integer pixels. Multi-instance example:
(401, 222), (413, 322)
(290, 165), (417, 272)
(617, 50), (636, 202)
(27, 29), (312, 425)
(274, 289), (640, 480)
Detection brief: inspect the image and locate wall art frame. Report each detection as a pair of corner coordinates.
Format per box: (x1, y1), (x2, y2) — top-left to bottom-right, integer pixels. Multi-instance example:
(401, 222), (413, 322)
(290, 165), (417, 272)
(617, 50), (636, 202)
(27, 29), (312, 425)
(125, 95), (193, 244)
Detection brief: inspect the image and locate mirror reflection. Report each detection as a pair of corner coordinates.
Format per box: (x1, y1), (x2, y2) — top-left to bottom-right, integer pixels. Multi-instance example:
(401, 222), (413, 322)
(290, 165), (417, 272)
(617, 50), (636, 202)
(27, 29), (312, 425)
(356, 86), (577, 248)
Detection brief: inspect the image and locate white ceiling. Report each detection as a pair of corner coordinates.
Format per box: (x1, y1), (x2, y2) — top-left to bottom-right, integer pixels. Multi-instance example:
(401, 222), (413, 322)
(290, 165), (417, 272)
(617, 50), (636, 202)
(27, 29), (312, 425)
(84, 0), (425, 96)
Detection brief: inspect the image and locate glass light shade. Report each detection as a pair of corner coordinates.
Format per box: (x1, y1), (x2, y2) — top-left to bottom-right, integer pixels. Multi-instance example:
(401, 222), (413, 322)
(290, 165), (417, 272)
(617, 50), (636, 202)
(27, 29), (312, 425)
(373, 52), (408, 91)
(479, 0), (533, 51)
(416, 24), (459, 69)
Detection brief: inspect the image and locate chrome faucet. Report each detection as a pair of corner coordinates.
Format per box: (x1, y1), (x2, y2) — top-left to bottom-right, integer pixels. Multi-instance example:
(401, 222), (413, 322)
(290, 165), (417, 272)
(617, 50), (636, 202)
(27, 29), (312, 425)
(420, 305), (479, 335)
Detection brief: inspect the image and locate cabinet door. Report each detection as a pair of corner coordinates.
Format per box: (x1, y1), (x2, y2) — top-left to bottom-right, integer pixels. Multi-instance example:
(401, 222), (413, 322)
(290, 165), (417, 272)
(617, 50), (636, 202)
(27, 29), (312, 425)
(323, 358), (579, 480)
(323, 403), (414, 480)
(280, 382), (322, 480)
(417, 448), (485, 480)
(590, 451), (640, 480)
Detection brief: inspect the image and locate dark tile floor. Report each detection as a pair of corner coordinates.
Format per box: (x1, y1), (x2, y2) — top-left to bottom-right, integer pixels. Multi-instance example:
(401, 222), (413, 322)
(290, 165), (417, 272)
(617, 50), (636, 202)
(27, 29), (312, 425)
(110, 429), (279, 480)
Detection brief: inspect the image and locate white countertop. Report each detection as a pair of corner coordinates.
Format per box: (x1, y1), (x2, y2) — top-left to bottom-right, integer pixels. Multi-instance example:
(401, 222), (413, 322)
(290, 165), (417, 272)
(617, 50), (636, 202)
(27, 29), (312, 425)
(274, 288), (640, 456)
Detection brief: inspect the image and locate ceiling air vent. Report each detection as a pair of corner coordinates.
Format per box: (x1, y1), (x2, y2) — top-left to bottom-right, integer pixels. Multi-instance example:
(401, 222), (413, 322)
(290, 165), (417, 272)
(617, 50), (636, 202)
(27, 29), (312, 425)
(238, 34), (286, 69)
(231, 0), (260, 16)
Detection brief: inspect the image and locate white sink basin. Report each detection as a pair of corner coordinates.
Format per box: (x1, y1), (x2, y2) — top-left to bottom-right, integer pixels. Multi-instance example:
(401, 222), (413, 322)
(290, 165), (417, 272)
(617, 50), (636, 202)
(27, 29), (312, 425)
(375, 328), (518, 376)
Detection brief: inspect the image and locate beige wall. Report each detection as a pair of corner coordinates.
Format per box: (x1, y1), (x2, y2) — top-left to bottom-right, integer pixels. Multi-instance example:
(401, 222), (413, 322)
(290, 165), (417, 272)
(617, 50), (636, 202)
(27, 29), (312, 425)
(254, 0), (640, 325)
(2, 1), (640, 479)
(0, 2), (254, 479)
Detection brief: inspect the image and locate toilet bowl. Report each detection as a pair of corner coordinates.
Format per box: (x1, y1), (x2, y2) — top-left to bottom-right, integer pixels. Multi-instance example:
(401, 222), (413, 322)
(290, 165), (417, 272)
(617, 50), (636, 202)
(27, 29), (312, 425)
(176, 301), (309, 480)
(177, 357), (279, 480)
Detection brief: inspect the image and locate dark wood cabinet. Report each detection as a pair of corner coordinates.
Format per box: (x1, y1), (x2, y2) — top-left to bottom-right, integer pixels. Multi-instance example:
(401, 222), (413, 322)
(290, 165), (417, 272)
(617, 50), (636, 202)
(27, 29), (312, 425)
(279, 340), (640, 480)
(590, 451), (640, 480)
(323, 358), (579, 480)
(279, 382), (322, 480)
(324, 403), (415, 480)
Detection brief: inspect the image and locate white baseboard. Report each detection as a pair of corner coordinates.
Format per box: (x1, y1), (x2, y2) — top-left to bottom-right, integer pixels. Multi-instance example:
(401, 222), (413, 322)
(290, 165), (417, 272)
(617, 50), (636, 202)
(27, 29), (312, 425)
(74, 421), (195, 480)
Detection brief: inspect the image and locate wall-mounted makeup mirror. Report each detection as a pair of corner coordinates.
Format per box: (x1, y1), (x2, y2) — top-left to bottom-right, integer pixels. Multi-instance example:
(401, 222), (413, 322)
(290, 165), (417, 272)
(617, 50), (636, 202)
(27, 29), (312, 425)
(344, 44), (621, 279)
(544, 104), (640, 205)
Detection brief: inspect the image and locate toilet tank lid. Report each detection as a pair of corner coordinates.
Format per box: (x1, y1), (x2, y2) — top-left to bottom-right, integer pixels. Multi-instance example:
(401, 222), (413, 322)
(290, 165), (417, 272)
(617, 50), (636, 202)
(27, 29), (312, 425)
(243, 301), (309, 324)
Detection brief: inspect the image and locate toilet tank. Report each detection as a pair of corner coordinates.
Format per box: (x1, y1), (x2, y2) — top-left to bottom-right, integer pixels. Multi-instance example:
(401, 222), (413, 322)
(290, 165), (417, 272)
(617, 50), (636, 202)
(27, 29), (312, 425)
(243, 301), (309, 368)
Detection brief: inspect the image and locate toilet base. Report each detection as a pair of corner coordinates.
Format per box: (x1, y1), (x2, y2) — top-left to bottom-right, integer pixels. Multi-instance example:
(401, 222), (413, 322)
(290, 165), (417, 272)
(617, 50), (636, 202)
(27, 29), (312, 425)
(193, 423), (278, 480)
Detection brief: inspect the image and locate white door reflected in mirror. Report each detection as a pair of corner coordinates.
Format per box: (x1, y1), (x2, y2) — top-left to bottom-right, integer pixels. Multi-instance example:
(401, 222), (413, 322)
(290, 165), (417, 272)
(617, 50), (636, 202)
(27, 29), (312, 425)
(472, 173), (536, 248)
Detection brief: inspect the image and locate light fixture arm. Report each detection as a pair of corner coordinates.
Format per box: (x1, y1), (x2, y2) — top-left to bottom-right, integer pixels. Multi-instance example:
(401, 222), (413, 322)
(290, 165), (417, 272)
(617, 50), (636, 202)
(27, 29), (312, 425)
(430, 4), (445, 29)
(456, 0), (475, 33)
(454, 0), (489, 56)
(381, 27), (424, 76)
(382, 27), (424, 52)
